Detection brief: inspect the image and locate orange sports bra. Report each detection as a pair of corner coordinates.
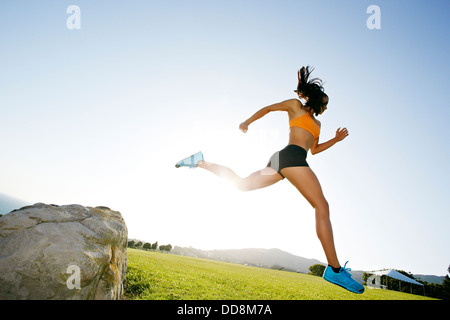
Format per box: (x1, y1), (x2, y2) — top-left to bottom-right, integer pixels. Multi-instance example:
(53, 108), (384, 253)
(289, 112), (320, 140)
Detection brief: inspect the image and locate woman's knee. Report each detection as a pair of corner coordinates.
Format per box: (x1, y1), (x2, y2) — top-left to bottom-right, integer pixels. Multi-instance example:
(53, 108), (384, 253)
(235, 170), (281, 192)
(313, 199), (329, 213)
(235, 179), (250, 192)
(232, 176), (255, 192)
(235, 178), (262, 192)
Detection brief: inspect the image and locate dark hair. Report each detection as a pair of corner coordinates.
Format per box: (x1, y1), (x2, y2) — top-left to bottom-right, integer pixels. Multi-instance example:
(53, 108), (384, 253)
(295, 66), (329, 116)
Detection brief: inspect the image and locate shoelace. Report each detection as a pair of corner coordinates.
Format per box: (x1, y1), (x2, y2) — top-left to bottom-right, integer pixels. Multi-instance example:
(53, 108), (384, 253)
(340, 261), (352, 277)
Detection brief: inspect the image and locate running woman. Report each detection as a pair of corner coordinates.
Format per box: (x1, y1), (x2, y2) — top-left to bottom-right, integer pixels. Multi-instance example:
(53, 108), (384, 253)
(175, 66), (364, 294)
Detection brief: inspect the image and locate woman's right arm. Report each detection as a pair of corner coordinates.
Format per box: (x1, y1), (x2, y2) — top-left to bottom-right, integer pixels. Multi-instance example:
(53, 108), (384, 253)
(239, 99), (297, 132)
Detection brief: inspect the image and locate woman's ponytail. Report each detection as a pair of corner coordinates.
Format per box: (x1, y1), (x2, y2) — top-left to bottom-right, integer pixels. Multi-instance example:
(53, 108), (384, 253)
(295, 66), (328, 116)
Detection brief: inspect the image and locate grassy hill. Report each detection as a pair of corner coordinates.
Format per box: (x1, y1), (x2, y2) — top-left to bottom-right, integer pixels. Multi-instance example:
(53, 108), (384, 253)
(124, 248), (437, 300)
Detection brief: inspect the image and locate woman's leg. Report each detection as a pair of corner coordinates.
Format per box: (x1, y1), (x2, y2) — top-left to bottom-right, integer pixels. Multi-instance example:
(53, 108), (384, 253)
(280, 166), (340, 269)
(197, 161), (284, 191)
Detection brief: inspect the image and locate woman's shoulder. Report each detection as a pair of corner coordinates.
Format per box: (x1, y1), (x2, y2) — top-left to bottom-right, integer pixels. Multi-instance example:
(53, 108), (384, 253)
(285, 99), (309, 120)
(284, 98), (303, 107)
(282, 98), (305, 112)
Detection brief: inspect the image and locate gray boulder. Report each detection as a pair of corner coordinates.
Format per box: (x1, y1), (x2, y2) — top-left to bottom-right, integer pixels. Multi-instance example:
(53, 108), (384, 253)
(0, 203), (128, 300)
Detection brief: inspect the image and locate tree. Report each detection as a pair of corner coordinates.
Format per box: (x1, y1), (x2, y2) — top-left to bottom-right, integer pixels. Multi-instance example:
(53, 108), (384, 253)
(143, 242), (151, 250)
(159, 244), (172, 252)
(151, 241), (158, 250)
(127, 240), (135, 248)
(443, 265), (450, 300)
(362, 272), (375, 286)
(308, 264), (326, 277)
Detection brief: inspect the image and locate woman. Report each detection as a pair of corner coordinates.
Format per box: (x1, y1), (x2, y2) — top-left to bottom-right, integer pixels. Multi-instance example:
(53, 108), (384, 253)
(175, 66), (364, 294)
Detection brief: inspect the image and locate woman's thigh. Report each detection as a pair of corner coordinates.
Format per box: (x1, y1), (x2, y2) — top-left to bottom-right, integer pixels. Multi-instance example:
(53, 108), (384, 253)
(280, 166), (327, 208)
(240, 167), (284, 191)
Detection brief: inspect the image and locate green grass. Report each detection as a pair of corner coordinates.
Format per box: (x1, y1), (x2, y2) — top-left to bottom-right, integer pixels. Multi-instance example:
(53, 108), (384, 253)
(124, 248), (437, 300)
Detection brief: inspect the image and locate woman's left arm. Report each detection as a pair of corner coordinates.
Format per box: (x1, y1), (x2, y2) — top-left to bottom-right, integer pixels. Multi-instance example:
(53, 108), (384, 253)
(310, 127), (349, 155)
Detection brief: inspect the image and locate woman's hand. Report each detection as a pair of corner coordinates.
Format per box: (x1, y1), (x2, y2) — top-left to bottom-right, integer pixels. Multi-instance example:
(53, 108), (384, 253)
(239, 122), (249, 133)
(335, 127), (349, 142)
(312, 127), (349, 155)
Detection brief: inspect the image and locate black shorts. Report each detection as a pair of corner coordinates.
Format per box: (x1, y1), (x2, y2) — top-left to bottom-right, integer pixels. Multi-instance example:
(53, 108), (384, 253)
(266, 145), (309, 179)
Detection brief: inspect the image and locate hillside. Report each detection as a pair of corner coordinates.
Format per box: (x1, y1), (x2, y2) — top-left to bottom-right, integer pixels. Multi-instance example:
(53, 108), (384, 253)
(124, 248), (437, 300)
(413, 274), (446, 285)
(172, 246), (325, 273)
(172, 246), (366, 284)
(170, 246), (445, 285)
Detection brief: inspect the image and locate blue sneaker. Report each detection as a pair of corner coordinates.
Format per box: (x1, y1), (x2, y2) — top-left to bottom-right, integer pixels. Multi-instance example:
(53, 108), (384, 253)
(323, 261), (365, 294)
(175, 151), (204, 168)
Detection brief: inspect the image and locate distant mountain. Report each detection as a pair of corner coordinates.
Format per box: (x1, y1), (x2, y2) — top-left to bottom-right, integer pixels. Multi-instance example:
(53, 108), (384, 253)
(170, 246), (446, 285)
(413, 274), (445, 285)
(0, 193), (30, 215)
(172, 246), (326, 274)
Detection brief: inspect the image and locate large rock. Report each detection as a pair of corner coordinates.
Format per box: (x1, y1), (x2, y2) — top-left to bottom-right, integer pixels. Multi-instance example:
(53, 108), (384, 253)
(0, 203), (128, 300)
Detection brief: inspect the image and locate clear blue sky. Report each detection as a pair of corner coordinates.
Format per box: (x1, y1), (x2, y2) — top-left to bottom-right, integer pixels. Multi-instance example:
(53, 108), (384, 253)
(1, 1), (449, 276)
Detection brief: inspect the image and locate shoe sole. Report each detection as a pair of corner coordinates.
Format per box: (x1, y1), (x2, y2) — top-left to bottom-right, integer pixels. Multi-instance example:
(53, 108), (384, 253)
(323, 276), (365, 294)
